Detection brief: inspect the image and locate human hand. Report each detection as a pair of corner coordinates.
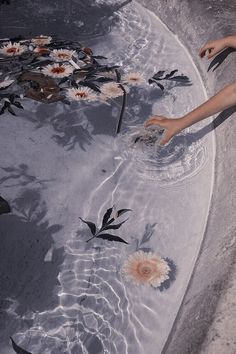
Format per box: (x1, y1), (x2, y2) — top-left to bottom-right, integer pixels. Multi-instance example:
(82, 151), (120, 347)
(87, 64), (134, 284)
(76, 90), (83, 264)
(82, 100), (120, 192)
(199, 37), (229, 59)
(144, 115), (185, 145)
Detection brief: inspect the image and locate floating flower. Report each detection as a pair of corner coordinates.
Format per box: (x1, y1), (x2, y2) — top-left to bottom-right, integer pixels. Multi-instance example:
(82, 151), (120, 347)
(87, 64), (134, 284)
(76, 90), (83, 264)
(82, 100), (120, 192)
(123, 251), (170, 288)
(100, 82), (124, 98)
(0, 78), (14, 89)
(122, 72), (145, 86)
(50, 49), (77, 62)
(66, 87), (97, 102)
(33, 46), (50, 55)
(0, 41), (27, 56)
(42, 63), (74, 78)
(31, 35), (52, 46)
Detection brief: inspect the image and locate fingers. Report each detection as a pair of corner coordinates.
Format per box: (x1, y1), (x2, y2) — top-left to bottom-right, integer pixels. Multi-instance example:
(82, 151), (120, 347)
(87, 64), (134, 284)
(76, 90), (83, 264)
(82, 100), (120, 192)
(144, 116), (165, 128)
(199, 43), (214, 58)
(159, 131), (172, 145)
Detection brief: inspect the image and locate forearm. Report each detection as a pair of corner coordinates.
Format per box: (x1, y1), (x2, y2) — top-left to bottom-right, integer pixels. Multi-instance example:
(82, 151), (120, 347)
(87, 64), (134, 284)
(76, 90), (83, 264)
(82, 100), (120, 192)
(180, 82), (236, 129)
(225, 35), (236, 49)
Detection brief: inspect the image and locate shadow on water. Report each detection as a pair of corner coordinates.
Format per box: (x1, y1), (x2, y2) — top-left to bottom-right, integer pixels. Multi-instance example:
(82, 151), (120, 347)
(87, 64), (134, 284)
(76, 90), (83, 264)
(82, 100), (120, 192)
(0, 189), (64, 347)
(0, 0), (132, 40)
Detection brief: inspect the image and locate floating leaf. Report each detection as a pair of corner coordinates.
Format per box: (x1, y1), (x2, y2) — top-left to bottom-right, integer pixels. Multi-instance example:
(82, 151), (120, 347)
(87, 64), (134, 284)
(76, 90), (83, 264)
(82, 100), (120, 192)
(79, 81), (101, 93)
(102, 207), (113, 227)
(117, 208), (132, 217)
(12, 101), (24, 109)
(8, 105), (16, 115)
(115, 69), (121, 83)
(102, 219), (128, 231)
(168, 75), (190, 82)
(79, 217), (96, 235)
(92, 55), (107, 60)
(152, 71), (165, 80)
(97, 233), (128, 244)
(164, 69), (178, 79)
(0, 195), (11, 215)
(94, 77), (113, 83)
(10, 337), (32, 354)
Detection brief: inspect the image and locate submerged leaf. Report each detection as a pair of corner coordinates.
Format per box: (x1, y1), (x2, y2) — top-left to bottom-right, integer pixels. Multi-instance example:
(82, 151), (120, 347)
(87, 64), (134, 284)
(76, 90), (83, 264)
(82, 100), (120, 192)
(167, 75), (190, 82)
(164, 69), (178, 79)
(152, 71), (165, 80)
(117, 208), (132, 217)
(97, 233), (128, 244)
(0, 195), (11, 215)
(10, 337), (32, 354)
(79, 217), (96, 235)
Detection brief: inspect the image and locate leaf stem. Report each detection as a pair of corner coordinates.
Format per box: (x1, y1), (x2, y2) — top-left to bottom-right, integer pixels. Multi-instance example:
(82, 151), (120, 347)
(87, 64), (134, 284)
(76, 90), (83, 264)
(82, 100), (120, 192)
(116, 84), (126, 134)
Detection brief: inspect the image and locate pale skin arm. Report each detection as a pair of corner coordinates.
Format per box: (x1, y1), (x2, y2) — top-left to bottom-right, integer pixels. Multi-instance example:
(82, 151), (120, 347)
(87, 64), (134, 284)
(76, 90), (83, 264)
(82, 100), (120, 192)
(145, 35), (236, 145)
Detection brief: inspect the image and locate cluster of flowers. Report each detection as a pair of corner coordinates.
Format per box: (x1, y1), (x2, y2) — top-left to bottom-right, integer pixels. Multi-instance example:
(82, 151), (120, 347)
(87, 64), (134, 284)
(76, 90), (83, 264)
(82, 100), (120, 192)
(0, 35), (146, 104)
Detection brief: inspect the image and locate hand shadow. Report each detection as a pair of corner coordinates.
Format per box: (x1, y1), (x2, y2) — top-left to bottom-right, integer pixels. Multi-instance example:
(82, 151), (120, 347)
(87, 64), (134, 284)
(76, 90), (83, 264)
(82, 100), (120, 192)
(207, 47), (236, 72)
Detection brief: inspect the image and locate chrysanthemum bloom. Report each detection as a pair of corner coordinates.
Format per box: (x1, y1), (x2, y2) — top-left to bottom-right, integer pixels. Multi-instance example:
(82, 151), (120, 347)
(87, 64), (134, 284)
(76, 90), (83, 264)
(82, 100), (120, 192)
(66, 87), (97, 102)
(123, 251), (170, 288)
(0, 78), (14, 89)
(42, 63), (74, 78)
(50, 49), (77, 62)
(100, 82), (124, 98)
(31, 35), (52, 46)
(122, 72), (145, 86)
(33, 47), (50, 55)
(0, 42), (27, 56)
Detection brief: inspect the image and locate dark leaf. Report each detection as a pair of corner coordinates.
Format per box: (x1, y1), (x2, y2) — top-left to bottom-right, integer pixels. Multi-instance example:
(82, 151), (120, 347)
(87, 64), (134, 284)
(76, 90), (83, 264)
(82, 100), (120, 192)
(164, 69), (178, 79)
(0, 105), (6, 115)
(117, 208), (132, 217)
(102, 207), (113, 227)
(0, 195), (11, 215)
(148, 78), (155, 85)
(92, 55), (107, 60)
(79, 217), (96, 236)
(71, 80), (79, 88)
(59, 77), (69, 85)
(102, 219), (128, 231)
(12, 101), (24, 109)
(79, 81), (101, 93)
(10, 337), (32, 354)
(115, 69), (121, 83)
(168, 75), (190, 82)
(8, 106), (16, 115)
(94, 77), (113, 83)
(97, 233), (128, 244)
(152, 71), (165, 80)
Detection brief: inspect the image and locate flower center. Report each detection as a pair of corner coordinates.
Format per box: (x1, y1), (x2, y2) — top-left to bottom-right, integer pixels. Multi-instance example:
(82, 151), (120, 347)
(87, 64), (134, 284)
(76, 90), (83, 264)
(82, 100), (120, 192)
(75, 92), (87, 98)
(58, 53), (70, 59)
(130, 77), (138, 81)
(51, 67), (65, 74)
(7, 47), (18, 53)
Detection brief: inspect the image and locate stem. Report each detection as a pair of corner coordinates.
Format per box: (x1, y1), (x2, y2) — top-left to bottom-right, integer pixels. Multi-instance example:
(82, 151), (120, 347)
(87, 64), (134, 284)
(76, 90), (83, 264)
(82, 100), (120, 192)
(86, 234), (97, 242)
(116, 84), (126, 135)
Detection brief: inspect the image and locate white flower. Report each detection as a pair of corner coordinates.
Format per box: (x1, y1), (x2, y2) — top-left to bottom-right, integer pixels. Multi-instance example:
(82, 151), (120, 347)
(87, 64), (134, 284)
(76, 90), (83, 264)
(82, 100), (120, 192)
(123, 251), (170, 288)
(100, 82), (124, 98)
(50, 49), (77, 62)
(0, 78), (14, 89)
(66, 87), (97, 102)
(31, 35), (52, 46)
(122, 72), (145, 86)
(0, 42), (27, 56)
(42, 63), (74, 78)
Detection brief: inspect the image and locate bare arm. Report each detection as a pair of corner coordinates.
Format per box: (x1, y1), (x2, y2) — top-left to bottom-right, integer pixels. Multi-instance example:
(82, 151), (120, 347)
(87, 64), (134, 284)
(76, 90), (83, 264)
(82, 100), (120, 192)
(145, 81), (236, 145)
(199, 35), (236, 58)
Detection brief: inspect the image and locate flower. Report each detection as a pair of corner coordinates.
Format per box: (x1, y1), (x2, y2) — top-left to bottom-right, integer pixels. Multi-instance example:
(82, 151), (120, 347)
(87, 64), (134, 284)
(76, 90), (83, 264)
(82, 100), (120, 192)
(42, 63), (74, 78)
(33, 46), (50, 55)
(31, 35), (52, 46)
(66, 87), (97, 102)
(123, 251), (170, 288)
(100, 82), (124, 98)
(122, 72), (145, 86)
(0, 42), (27, 56)
(0, 78), (14, 89)
(50, 49), (77, 62)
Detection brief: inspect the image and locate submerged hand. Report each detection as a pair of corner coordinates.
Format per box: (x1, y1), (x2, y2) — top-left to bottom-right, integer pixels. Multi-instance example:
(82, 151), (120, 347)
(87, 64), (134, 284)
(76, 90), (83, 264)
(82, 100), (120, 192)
(199, 38), (228, 59)
(144, 115), (184, 145)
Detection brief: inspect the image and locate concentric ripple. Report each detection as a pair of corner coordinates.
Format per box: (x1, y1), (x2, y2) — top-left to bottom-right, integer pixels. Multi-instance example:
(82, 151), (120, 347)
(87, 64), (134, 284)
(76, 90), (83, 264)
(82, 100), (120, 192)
(116, 125), (207, 185)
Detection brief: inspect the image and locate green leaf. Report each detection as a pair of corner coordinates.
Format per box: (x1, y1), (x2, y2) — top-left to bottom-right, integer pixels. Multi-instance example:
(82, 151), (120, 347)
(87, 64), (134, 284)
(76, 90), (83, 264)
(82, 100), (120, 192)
(79, 217), (96, 235)
(8, 106), (16, 115)
(97, 233), (128, 244)
(10, 337), (32, 354)
(152, 71), (165, 80)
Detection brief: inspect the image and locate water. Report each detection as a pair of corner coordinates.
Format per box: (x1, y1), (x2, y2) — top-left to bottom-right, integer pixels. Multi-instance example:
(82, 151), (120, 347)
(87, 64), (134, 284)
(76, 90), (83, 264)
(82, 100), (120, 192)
(0, 1), (214, 353)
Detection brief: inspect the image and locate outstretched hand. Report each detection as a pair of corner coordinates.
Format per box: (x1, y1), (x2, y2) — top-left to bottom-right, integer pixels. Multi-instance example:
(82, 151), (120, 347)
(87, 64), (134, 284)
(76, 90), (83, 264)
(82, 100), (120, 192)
(144, 115), (184, 145)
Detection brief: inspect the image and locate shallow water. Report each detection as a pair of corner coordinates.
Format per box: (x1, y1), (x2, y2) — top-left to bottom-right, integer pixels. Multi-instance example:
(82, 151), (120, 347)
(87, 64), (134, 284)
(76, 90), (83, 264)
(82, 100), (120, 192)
(0, 1), (215, 353)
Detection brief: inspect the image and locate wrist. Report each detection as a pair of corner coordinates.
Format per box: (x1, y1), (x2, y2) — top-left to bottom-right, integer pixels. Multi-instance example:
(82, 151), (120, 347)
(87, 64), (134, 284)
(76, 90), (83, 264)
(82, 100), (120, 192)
(225, 35), (236, 48)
